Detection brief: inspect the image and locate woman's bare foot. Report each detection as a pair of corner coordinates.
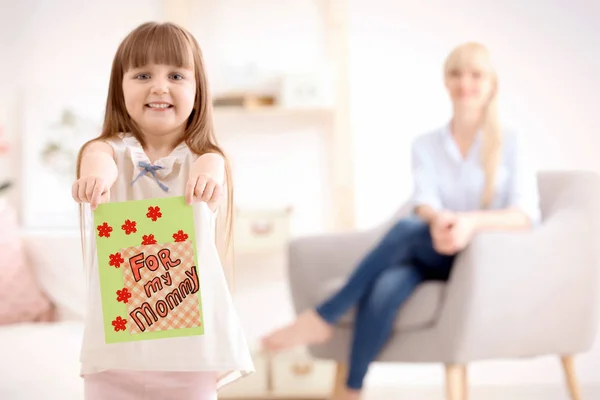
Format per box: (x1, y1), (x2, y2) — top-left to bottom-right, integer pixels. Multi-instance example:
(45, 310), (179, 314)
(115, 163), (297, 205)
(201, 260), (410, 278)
(333, 388), (361, 400)
(261, 309), (333, 352)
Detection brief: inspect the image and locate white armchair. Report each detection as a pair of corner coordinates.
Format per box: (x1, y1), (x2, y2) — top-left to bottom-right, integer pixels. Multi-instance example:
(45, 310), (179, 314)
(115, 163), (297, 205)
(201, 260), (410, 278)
(287, 171), (600, 399)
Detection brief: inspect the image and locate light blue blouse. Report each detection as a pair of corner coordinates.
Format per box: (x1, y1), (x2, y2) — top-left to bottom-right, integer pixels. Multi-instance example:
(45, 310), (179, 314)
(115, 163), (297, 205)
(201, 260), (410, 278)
(410, 123), (541, 224)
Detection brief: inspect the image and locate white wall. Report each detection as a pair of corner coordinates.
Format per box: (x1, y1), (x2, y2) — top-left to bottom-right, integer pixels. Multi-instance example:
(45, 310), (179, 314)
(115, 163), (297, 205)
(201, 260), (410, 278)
(348, 0), (600, 387)
(2, 0), (166, 225)
(350, 0), (600, 229)
(0, 0), (30, 201)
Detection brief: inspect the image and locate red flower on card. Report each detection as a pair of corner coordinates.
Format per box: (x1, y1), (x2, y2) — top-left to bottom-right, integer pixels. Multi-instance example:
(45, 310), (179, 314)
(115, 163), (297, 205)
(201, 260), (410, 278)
(146, 206), (162, 222)
(173, 230), (189, 242)
(112, 316), (127, 332)
(142, 234), (157, 245)
(121, 219), (137, 235)
(97, 222), (113, 238)
(108, 252), (124, 268)
(116, 288), (132, 304)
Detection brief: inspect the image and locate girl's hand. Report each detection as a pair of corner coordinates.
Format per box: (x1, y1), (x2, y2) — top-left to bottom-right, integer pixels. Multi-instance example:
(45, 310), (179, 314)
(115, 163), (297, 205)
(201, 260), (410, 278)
(72, 176), (111, 211)
(185, 173), (223, 210)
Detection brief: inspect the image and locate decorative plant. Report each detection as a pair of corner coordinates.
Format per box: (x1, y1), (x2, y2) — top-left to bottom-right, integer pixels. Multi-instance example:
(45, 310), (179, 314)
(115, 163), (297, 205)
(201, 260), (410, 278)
(40, 109), (100, 179)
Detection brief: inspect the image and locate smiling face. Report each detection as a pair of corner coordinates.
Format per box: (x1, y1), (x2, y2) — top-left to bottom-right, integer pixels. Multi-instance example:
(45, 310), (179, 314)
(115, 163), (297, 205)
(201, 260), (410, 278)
(444, 44), (497, 112)
(102, 22), (203, 143)
(122, 63), (196, 138)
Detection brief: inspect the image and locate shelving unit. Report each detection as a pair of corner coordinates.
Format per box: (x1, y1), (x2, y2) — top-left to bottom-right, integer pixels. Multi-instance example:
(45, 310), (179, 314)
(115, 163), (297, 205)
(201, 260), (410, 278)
(164, 0), (355, 233)
(213, 106), (334, 119)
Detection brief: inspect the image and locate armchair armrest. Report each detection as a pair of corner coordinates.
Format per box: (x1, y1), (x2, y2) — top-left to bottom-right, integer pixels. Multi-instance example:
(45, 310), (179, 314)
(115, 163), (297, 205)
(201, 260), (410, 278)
(439, 207), (600, 361)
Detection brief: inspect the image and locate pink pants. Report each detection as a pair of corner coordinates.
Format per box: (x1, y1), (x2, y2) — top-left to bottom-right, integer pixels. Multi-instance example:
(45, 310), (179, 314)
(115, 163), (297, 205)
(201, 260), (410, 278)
(83, 370), (218, 400)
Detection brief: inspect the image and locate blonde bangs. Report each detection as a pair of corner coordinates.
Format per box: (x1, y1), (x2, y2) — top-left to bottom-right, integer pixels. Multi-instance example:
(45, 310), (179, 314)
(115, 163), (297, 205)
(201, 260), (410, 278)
(444, 49), (469, 73)
(119, 23), (194, 72)
(444, 42), (493, 76)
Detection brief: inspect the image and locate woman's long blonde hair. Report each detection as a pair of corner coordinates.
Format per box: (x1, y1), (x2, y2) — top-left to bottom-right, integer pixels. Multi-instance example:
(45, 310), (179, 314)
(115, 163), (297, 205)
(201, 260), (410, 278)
(76, 22), (234, 254)
(444, 42), (501, 208)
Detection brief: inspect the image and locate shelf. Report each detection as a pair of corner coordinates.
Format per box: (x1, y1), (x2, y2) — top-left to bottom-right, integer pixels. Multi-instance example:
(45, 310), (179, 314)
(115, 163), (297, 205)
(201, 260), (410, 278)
(213, 106), (334, 118)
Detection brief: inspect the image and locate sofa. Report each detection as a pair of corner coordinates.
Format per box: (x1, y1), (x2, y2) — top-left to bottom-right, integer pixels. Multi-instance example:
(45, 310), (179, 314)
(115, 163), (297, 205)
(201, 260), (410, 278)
(0, 231), (86, 400)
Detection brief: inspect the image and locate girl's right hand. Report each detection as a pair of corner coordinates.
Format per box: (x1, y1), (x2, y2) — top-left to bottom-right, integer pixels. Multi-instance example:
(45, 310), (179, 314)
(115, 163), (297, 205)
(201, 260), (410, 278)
(72, 176), (111, 211)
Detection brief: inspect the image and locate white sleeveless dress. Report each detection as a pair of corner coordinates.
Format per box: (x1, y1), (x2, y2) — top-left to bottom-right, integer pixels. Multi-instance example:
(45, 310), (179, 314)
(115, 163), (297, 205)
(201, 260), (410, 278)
(79, 133), (254, 390)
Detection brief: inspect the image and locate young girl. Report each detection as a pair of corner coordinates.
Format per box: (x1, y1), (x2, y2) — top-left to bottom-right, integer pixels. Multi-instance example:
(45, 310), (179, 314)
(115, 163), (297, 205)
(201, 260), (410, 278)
(262, 42), (540, 399)
(72, 22), (254, 399)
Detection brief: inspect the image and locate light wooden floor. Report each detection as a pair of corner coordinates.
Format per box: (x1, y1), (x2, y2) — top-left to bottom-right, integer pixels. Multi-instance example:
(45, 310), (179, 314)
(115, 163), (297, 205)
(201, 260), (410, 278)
(364, 385), (600, 399)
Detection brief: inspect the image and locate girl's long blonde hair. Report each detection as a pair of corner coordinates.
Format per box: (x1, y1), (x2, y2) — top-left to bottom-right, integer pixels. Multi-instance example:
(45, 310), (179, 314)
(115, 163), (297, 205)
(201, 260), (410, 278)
(444, 42), (501, 208)
(76, 22), (234, 256)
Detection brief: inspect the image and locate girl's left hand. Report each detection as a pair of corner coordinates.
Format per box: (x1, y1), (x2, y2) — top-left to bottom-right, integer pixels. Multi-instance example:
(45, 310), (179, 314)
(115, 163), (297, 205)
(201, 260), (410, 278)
(185, 173), (223, 210)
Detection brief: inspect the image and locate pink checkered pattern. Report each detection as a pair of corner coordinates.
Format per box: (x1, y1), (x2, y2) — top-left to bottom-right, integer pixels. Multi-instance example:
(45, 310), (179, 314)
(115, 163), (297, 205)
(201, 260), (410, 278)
(120, 241), (202, 334)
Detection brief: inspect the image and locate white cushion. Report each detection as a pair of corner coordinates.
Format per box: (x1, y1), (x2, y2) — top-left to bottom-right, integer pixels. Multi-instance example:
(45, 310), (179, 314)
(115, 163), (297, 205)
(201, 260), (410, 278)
(0, 321), (84, 400)
(20, 231), (86, 321)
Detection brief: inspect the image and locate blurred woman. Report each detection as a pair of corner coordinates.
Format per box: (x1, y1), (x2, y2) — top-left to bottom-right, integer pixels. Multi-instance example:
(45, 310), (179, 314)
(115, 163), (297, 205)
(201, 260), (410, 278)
(263, 42), (540, 400)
